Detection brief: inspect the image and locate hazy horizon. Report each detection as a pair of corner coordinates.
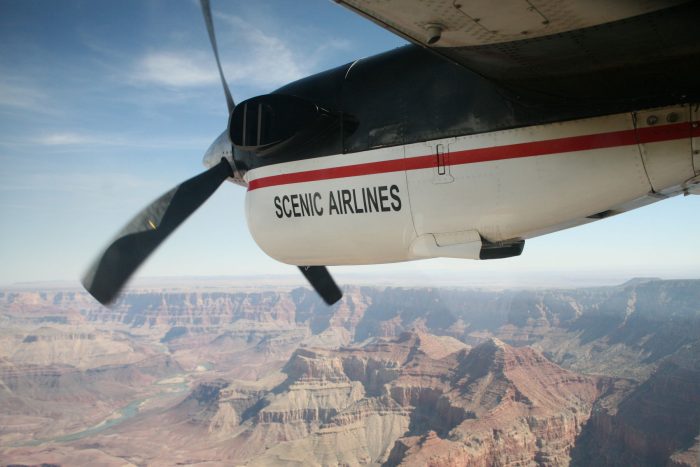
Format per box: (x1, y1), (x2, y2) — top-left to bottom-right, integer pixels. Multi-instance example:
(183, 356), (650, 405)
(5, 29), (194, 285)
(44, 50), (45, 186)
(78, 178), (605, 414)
(4, 270), (698, 293)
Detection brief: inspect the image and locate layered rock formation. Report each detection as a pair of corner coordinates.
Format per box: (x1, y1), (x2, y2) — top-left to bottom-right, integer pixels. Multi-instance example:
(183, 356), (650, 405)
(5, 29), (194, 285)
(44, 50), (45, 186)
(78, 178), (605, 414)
(384, 337), (598, 466)
(572, 341), (700, 466)
(5, 280), (698, 380)
(1, 279), (698, 465)
(185, 333), (598, 466)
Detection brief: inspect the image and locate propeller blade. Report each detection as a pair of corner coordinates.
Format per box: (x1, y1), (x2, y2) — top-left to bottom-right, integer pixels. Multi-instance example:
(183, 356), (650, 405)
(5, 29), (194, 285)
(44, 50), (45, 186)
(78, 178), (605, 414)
(299, 266), (343, 305)
(200, 0), (235, 114)
(82, 159), (233, 305)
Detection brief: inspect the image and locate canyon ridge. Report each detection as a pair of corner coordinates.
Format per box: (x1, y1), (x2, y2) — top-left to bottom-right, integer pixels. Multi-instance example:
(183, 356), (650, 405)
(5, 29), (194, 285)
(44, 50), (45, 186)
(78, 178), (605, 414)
(0, 278), (698, 466)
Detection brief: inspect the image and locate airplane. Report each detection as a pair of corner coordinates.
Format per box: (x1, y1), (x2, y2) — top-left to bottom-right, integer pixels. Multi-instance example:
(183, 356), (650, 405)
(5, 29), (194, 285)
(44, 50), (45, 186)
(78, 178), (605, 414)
(82, 0), (700, 307)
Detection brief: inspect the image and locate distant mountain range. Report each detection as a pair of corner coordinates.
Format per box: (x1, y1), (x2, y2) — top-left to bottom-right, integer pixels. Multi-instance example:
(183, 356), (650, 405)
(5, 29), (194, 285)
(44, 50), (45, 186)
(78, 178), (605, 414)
(0, 279), (698, 466)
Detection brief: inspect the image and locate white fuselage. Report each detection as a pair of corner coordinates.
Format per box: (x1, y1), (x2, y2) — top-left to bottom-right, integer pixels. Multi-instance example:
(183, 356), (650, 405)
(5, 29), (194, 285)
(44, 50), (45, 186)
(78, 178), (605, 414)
(244, 104), (699, 266)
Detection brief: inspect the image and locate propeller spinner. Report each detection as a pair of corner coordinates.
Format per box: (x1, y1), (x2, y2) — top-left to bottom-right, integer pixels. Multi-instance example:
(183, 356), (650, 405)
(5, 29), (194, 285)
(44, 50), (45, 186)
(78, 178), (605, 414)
(82, 0), (342, 306)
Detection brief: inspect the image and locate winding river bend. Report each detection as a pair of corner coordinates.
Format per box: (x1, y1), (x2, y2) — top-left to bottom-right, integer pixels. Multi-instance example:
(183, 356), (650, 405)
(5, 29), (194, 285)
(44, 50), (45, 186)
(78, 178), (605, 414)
(18, 375), (190, 447)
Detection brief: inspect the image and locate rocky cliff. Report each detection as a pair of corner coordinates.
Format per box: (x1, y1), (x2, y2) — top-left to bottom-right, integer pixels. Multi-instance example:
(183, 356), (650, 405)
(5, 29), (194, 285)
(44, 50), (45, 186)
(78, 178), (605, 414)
(175, 333), (599, 466)
(1, 279), (698, 465)
(572, 341), (700, 466)
(5, 280), (698, 376)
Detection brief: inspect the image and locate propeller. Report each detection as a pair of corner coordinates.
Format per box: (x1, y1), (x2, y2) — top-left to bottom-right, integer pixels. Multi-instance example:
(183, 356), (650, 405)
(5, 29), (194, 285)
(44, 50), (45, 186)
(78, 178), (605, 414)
(200, 0), (235, 114)
(82, 159), (232, 305)
(81, 0), (343, 307)
(299, 266), (343, 305)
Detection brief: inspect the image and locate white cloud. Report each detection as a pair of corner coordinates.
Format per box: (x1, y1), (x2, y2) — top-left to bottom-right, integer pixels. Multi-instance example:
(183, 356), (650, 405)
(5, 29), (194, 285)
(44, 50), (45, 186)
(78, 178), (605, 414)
(0, 79), (51, 113)
(127, 12), (352, 94)
(27, 131), (208, 150)
(214, 13), (307, 88)
(0, 171), (153, 194)
(132, 51), (220, 87)
(37, 132), (103, 146)
(214, 13), (354, 91)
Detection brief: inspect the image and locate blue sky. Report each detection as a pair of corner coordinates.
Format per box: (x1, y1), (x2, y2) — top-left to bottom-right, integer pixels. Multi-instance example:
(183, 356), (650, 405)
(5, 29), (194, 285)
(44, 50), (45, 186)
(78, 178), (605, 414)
(1, 0), (698, 288)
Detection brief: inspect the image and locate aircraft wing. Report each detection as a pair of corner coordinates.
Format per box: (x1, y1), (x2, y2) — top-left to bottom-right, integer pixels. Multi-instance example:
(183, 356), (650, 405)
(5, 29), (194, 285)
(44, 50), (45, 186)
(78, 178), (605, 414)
(334, 0), (686, 49)
(334, 0), (699, 100)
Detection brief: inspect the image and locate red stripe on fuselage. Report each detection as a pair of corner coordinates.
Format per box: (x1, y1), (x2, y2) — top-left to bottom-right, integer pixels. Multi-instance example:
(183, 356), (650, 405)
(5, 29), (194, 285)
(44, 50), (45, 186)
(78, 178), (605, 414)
(247, 122), (695, 191)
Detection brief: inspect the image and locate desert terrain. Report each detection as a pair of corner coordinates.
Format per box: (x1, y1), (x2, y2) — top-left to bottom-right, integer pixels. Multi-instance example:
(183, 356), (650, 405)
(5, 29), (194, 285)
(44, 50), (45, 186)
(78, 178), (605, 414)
(1, 278), (698, 466)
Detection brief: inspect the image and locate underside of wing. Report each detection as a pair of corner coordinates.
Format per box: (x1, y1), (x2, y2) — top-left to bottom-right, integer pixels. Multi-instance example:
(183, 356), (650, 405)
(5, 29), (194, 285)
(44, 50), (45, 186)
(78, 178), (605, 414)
(335, 0), (700, 104)
(335, 0), (686, 48)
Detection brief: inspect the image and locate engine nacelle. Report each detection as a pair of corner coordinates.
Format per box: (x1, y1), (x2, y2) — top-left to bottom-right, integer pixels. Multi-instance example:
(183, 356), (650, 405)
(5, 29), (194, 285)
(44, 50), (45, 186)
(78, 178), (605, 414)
(230, 94), (339, 158)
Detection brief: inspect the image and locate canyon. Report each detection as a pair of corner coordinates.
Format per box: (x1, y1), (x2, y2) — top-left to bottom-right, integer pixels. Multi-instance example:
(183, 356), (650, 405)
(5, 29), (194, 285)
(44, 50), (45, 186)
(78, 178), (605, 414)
(0, 279), (698, 465)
